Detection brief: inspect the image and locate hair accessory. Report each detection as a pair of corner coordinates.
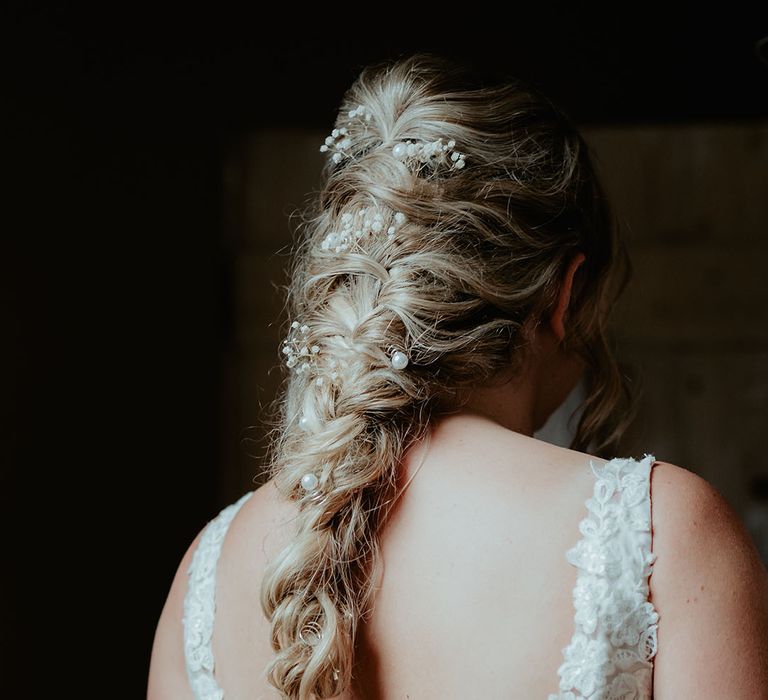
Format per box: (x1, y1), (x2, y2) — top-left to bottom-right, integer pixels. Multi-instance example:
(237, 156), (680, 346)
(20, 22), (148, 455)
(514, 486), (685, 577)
(282, 320), (320, 375)
(347, 104), (373, 122)
(390, 350), (409, 370)
(300, 472), (319, 491)
(389, 211), (407, 236)
(320, 207), (407, 254)
(298, 413), (312, 431)
(298, 471), (329, 509)
(319, 127), (352, 164)
(392, 138), (466, 171)
(319, 102), (468, 176)
(313, 362), (341, 387)
(319, 103), (373, 164)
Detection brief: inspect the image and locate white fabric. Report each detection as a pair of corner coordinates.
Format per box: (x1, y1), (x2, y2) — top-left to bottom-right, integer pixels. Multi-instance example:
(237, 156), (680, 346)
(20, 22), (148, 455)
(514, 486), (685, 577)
(182, 455), (659, 700)
(182, 491), (254, 700)
(548, 454), (660, 699)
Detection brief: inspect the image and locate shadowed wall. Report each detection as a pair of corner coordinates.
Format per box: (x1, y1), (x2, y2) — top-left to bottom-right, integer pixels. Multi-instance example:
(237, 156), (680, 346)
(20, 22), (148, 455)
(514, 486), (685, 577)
(7, 8), (767, 695)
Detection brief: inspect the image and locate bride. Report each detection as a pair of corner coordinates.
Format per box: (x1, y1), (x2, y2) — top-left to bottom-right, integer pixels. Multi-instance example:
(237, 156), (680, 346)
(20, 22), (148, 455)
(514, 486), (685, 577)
(147, 53), (768, 699)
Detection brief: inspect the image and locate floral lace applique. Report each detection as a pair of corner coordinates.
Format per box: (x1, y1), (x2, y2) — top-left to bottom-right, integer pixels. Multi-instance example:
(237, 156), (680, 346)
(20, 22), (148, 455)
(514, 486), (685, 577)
(182, 491), (254, 700)
(548, 454), (660, 700)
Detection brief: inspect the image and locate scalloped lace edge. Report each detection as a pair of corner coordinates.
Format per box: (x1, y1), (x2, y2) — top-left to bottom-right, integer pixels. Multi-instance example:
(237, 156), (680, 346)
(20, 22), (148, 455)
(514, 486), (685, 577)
(548, 454), (660, 700)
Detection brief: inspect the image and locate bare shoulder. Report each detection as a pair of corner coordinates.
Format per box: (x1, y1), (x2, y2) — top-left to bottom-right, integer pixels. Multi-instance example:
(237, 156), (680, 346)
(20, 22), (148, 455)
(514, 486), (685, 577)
(649, 460), (767, 579)
(206, 480), (301, 697)
(650, 459), (742, 526)
(221, 478), (301, 572)
(648, 460), (768, 698)
(146, 480), (297, 700)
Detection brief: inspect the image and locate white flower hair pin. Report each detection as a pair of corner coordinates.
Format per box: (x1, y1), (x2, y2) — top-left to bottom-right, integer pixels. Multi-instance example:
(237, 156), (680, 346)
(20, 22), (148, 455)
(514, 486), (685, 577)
(281, 321), (319, 376)
(318, 105), (467, 174)
(392, 138), (466, 171)
(320, 127), (352, 164)
(284, 317), (411, 504)
(320, 206), (407, 254)
(319, 103), (373, 164)
(283, 319), (411, 379)
(280, 321), (346, 387)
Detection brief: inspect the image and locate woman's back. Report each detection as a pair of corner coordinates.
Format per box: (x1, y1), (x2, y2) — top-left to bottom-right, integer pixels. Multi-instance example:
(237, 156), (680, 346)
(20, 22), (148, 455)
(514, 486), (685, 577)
(345, 412), (657, 698)
(148, 53), (768, 699)
(160, 410), (765, 700)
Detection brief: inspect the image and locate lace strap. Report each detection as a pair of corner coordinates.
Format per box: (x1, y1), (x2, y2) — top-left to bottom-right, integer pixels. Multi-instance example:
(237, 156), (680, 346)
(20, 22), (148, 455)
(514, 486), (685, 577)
(549, 454), (660, 700)
(182, 491), (255, 700)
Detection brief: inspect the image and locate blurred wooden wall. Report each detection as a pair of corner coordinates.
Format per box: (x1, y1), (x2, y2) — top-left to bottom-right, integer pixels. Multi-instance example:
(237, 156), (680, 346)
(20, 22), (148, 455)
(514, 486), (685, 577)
(218, 123), (768, 544)
(589, 123), (768, 518)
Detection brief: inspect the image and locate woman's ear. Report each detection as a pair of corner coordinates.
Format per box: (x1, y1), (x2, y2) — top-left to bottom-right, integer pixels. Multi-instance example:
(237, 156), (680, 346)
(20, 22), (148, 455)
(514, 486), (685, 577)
(550, 251), (586, 343)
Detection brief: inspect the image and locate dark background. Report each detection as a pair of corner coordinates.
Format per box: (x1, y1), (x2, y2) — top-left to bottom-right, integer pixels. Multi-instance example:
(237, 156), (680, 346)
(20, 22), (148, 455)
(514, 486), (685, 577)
(4, 4), (767, 694)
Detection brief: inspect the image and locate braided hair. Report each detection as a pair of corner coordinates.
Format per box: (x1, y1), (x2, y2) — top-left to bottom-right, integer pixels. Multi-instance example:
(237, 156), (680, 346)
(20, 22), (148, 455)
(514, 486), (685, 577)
(259, 52), (633, 698)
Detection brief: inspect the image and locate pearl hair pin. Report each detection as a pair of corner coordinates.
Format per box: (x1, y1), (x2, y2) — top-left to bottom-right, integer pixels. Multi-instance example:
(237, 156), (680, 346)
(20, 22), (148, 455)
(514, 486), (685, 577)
(390, 350), (409, 370)
(284, 319), (413, 386)
(297, 469), (327, 509)
(300, 472), (319, 491)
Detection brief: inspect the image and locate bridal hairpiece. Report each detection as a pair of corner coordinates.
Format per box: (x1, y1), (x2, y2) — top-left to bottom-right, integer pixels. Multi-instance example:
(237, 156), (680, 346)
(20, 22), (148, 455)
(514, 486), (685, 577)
(319, 102), (467, 172)
(320, 206), (407, 254)
(281, 321), (319, 376)
(392, 138), (466, 170)
(282, 320), (410, 384)
(282, 316), (410, 501)
(296, 101), (469, 503)
(320, 126), (352, 164)
(319, 103), (373, 164)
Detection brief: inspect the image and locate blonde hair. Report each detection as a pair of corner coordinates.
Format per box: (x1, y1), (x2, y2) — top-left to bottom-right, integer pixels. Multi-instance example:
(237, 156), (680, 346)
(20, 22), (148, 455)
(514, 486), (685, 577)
(259, 53), (634, 698)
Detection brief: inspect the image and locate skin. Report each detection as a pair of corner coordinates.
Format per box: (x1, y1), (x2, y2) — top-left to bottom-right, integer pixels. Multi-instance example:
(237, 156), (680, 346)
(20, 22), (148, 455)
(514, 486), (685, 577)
(148, 251), (768, 698)
(457, 251), (589, 436)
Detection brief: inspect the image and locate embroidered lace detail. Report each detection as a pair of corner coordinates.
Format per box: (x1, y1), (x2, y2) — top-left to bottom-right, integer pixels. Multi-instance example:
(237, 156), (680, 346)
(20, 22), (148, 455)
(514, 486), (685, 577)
(182, 491), (254, 700)
(548, 454), (660, 700)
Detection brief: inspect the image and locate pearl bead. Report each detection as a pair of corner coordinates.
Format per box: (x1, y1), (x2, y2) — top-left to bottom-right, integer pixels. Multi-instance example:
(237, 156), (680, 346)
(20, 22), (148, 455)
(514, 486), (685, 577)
(299, 414), (310, 431)
(392, 143), (408, 160)
(300, 473), (319, 491)
(390, 350), (409, 370)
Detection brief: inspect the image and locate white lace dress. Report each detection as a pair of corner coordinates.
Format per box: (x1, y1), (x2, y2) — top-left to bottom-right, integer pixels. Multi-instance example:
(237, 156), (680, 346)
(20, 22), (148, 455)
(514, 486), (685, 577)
(182, 454), (660, 699)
